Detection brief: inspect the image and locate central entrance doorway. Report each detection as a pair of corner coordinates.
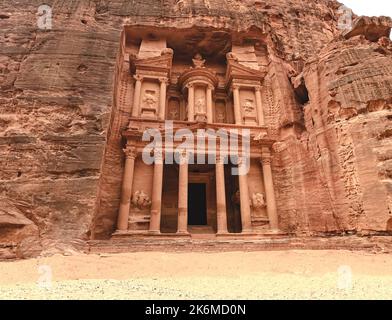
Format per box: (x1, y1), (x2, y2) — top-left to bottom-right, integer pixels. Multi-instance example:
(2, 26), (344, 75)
(188, 183), (207, 225)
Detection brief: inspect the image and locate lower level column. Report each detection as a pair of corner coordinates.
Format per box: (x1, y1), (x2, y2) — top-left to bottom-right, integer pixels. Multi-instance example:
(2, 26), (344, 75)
(117, 146), (137, 231)
(149, 150), (164, 233)
(238, 157), (252, 233)
(261, 149), (279, 231)
(177, 150), (189, 234)
(216, 155), (228, 234)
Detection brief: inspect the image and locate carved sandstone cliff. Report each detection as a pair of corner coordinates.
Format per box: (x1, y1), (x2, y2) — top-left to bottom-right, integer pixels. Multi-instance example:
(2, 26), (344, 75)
(0, 0), (391, 257)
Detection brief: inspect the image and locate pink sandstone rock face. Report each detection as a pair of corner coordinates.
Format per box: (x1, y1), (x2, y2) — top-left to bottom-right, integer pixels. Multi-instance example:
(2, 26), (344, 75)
(0, 0), (391, 258)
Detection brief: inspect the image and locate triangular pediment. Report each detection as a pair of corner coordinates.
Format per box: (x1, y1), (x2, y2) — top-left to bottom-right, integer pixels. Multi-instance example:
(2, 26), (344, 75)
(225, 59), (266, 85)
(130, 52), (173, 74)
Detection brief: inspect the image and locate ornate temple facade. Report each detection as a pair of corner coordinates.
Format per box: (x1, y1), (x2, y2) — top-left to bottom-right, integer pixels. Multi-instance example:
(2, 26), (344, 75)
(113, 27), (281, 238)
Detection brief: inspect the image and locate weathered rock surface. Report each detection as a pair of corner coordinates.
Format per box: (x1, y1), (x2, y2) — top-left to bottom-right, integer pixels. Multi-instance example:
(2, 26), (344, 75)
(0, 0), (391, 257)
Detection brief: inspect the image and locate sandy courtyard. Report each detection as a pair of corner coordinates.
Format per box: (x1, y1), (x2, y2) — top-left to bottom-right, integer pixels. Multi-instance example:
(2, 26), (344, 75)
(0, 250), (391, 300)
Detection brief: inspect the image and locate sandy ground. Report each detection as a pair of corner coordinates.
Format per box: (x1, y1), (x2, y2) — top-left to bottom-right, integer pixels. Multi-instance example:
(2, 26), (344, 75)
(0, 250), (391, 300)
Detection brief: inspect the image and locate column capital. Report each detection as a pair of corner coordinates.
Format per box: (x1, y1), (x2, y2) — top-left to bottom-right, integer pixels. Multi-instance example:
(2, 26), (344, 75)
(216, 154), (226, 164)
(207, 84), (215, 91)
(153, 147), (164, 163)
(124, 146), (137, 159)
(261, 148), (272, 165)
(134, 74), (143, 82)
(186, 82), (195, 89)
(254, 85), (262, 92)
(178, 149), (190, 164)
(159, 77), (169, 84)
(232, 84), (240, 90)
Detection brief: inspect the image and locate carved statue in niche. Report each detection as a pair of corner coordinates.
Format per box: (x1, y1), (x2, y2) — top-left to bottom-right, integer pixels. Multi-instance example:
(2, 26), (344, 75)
(168, 101), (180, 120)
(169, 107), (179, 120)
(132, 191), (152, 210)
(195, 97), (205, 113)
(251, 193), (266, 209)
(243, 99), (255, 115)
(216, 110), (226, 123)
(192, 53), (206, 69)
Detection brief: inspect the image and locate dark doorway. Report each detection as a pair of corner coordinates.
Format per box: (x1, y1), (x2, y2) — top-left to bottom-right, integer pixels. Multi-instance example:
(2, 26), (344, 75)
(188, 183), (207, 225)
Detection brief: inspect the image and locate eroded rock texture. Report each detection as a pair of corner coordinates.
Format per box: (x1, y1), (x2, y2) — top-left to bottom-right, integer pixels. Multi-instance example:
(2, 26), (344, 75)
(0, 0), (391, 257)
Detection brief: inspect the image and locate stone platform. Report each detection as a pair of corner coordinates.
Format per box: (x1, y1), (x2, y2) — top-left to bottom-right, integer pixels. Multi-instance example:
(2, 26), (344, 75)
(88, 236), (392, 255)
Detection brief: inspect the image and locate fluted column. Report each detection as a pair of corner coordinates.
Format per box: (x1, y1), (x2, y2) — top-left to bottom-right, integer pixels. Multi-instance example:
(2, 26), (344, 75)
(238, 157), (252, 233)
(261, 149), (279, 231)
(149, 149), (164, 234)
(232, 84), (242, 125)
(255, 86), (265, 126)
(159, 78), (169, 120)
(177, 150), (189, 234)
(187, 83), (195, 122)
(206, 85), (214, 123)
(216, 155), (228, 234)
(131, 75), (143, 117)
(117, 146), (137, 230)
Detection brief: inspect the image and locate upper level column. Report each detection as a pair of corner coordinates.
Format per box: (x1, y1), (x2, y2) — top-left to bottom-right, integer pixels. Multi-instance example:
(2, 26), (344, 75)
(159, 77), (169, 120)
(187, 83), (195, 122)
(255, 85), (265, 126)
(232, 85), (242, 125)
(131, 75), (143, 117)
(206, 84), (214, 123)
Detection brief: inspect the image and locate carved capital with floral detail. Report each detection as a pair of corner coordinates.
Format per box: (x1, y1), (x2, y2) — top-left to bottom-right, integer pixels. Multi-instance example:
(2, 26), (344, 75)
(159, 77), (170, 85)
(134, 74), (143, 82)
(124, 146), (137, 160)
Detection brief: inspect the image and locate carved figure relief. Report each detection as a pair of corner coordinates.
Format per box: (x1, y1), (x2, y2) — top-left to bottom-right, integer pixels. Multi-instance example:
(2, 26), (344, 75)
(251, 193), (266, 209)
(192, 53), (206, 68)
(132, 191), (152, 209)
(142, 90), (158, 110)
(243, 99), (255, 115)
(175, 0), (187, 12)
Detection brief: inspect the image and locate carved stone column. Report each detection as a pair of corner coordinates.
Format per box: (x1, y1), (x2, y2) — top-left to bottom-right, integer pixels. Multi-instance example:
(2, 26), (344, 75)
(177, 150), (189, 234)
(131, 75), (143, 117)
(117, 146), (137, 230)
(159, 78), (169, 120)
(238, 157), (252, 233)
(149, 149), (164, 234)
(255, 86), (265, 126)
(206, 85), (214, 123)
(261, 148), (279, 231)
(232, 85), (242, 125)
(187, 83), (195, 122)
(216, 155), (228, 234)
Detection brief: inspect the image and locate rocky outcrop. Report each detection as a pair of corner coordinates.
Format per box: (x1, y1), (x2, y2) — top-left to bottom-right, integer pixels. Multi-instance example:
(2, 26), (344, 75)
(0, 197), (41, 258)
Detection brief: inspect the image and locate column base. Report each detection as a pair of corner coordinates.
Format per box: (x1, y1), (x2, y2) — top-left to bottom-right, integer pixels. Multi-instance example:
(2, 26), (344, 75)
(264, 229), (285, 235)
(148, 230), (161, 235)
(177, 231), (190, 236)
